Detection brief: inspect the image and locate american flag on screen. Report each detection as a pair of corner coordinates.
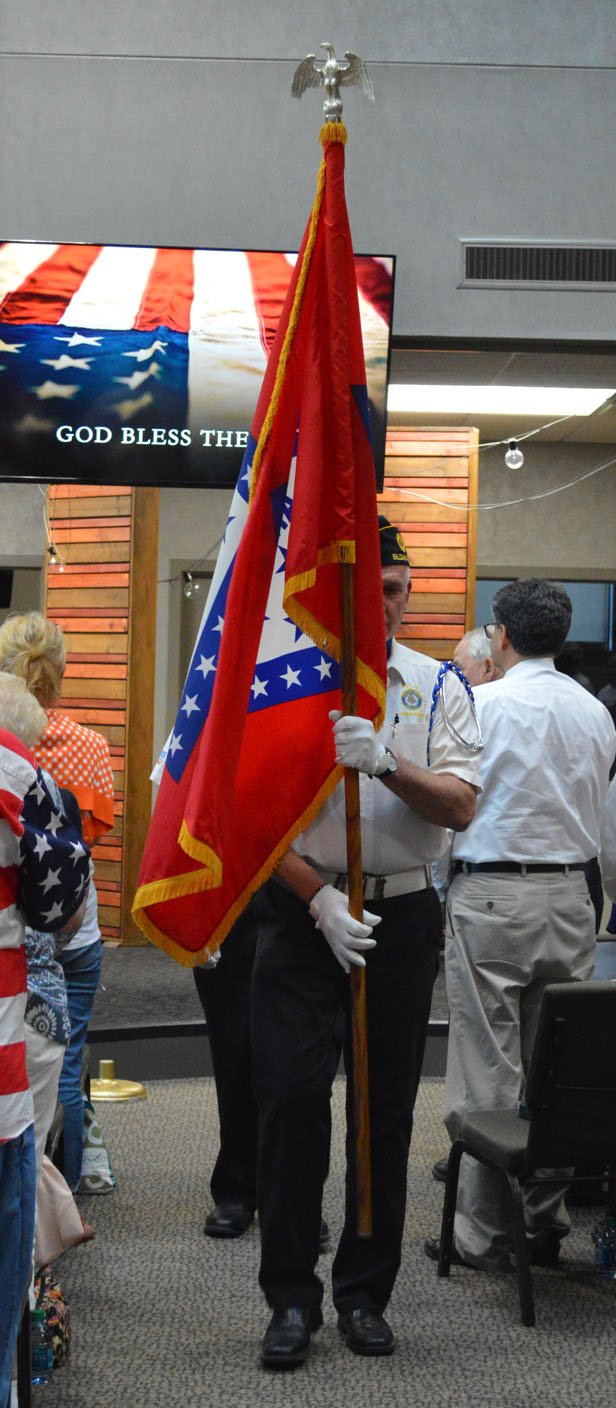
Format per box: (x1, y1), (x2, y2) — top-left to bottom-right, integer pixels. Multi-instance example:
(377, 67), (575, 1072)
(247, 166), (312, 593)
(0, 242), (393, 475)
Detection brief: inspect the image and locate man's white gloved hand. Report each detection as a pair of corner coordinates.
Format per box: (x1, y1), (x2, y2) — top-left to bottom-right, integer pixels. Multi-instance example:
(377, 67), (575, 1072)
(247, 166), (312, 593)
(329, 710), (389, 776)
(309, 883), (381, 973)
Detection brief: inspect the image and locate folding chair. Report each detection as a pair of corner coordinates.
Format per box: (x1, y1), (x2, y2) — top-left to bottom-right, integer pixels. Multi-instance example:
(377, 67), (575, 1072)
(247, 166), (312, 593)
(437, 980), (616, 1326)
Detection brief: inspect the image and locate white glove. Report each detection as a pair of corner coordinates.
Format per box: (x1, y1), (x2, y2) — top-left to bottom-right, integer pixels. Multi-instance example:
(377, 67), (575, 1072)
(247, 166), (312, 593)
(309, 883), (381, 973)
(329, 710), (388, 776)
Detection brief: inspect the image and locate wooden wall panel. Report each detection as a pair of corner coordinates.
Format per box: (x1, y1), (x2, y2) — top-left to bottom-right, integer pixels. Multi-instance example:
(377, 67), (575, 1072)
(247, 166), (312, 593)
(378, 427), (478, 660)
(45, 486), (159, 944)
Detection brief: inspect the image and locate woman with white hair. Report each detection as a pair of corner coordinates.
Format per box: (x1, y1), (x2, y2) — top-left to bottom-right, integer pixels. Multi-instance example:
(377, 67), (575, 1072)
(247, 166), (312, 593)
(0, 613), (114, 1191)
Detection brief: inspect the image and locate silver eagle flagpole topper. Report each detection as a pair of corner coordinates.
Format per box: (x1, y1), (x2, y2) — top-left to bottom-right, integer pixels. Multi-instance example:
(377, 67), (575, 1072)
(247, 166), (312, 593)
(291, 42), (374, 121)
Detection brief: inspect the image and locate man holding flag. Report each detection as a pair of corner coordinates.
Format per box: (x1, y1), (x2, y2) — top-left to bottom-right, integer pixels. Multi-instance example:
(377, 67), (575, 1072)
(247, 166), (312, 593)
(133, 115), (480, 1366)
(254, 518), (481, 1367)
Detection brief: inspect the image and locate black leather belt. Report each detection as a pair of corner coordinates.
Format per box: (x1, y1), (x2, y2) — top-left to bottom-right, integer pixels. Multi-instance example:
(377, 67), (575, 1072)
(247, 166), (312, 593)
(452, 861), (586, 876)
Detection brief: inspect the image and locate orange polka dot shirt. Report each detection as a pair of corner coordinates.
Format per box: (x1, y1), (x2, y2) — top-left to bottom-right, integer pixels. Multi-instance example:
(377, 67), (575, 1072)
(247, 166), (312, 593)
(32, 709), (115, 845)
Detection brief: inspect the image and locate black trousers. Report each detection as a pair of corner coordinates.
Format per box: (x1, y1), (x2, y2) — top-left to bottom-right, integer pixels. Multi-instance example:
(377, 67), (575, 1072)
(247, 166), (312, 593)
(251, 878), (441, 1312)
(193, 901), (259, 1209)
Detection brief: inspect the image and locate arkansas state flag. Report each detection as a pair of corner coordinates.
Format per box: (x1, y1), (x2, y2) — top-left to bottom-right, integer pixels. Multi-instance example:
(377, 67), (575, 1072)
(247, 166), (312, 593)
(133, 123), (387, 964)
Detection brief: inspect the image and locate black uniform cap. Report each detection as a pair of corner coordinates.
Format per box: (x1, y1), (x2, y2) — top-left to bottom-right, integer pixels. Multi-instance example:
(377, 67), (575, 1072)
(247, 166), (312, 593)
(378, 515), (410, 569)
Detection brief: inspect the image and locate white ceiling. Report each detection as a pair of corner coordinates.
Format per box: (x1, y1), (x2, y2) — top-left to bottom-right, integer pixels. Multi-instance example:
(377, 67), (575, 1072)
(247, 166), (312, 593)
(388, 348), (616, 444)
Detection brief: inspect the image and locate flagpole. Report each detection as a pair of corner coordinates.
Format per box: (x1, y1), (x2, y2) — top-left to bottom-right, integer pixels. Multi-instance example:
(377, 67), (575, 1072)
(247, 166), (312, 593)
(340, 560), (373, 1238)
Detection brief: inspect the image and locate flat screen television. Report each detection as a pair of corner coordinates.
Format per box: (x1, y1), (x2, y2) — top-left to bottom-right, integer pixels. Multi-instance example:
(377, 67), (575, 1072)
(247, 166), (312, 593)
(0, 241), (395, 490)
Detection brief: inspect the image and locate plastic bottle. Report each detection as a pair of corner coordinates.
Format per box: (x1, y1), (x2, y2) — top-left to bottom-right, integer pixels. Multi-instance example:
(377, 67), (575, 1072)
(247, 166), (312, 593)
(594, 1214), (616, 1280)
(30, 1307), (54, 1385)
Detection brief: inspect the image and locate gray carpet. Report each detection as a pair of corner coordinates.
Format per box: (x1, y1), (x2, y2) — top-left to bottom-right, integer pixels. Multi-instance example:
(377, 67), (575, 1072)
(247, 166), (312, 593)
(38, 1077), (613, 1408)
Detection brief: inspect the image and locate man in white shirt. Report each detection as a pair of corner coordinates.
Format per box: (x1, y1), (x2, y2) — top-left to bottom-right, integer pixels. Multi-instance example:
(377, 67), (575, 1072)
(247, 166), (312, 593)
(425, 578), (616, 1274)
(252, 519), (482, 1367)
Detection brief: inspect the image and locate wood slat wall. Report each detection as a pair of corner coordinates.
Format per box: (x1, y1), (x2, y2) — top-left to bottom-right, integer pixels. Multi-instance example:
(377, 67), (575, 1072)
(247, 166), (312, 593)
(378, 427), (478, 659)
(45, 485), (159, 944)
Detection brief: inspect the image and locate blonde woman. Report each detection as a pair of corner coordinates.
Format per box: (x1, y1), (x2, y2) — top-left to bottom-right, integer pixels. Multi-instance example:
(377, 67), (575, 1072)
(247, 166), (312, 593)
(0, 613), (114, 1190)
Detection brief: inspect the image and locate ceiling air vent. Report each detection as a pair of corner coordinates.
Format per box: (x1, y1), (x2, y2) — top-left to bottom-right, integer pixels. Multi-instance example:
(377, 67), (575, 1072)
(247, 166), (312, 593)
(459, 241), (616, 291)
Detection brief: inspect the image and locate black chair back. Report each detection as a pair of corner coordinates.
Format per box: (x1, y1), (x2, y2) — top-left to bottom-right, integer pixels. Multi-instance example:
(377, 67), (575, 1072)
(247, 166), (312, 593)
(523, 980), (616, 1174)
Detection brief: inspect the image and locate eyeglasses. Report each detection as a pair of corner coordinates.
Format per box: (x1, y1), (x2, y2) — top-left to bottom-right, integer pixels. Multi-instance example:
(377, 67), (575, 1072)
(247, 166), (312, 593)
(483, 622), (499, 639)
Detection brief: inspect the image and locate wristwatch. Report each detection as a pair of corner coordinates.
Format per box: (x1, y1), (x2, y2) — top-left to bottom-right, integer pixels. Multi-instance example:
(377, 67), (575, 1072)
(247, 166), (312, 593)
(380, 747), (398, 776)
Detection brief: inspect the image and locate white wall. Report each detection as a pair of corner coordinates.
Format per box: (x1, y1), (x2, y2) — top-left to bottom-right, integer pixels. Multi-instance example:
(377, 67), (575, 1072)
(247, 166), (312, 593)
(477, 445), (616, 576)
(3, 2), (616, 339)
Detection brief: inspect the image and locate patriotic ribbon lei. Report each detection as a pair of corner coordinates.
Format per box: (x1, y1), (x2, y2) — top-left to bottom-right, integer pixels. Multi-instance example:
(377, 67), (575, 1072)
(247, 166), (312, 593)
(426, 661), (483, 766)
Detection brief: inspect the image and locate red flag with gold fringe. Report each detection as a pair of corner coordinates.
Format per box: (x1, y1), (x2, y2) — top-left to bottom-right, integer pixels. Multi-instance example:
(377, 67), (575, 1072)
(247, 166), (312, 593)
(133, 123), (386, 963)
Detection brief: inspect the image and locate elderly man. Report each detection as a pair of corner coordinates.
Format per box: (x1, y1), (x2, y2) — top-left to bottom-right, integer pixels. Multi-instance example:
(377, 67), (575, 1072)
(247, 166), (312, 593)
(251, 517), (482, 1367)
(453, 626), (503, 686)
(425, 578), (616, 1273)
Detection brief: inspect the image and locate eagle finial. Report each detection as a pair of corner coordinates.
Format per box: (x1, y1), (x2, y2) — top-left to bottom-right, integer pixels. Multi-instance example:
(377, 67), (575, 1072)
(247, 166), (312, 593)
(292, 42), (375, 123)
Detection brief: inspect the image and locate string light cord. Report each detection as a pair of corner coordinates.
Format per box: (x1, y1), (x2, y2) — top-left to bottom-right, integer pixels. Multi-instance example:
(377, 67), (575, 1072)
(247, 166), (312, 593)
(157, 534), (224, 587)
(426, 661), (483, 766)
(477, 412), (577, 450)
(37, 484), (66, 570)
(393, 449), (616, 515)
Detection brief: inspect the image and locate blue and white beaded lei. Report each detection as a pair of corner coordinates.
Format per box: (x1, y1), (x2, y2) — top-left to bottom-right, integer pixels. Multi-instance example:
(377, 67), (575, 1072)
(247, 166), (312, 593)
(426, 660), (483, 766)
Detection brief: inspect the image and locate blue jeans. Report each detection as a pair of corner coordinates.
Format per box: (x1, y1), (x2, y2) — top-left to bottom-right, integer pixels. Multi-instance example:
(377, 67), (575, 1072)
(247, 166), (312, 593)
(58, 939), (103, 1190)
(0, 1125), (36, 1407)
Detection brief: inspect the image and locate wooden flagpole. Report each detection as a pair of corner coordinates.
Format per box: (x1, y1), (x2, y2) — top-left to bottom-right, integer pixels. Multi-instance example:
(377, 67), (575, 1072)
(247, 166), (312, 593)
(340, 560), (372, 1238)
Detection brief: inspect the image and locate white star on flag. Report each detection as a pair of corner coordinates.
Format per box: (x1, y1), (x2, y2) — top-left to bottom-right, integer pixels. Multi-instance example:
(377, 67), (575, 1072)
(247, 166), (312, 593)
(113, 392), (153, 419)
(113, 363), (162, 391)
(0, 339), (25, 354)
(55, 333), (103, 347)
(169, 734), (183, 756)
(212, 616), (224, 635)
(31, 380), (79, 401)
(69, 841), (86, 865)
(46, 811), (63, 835)
(181, 694), (200, 717)
(42, 900), (65, 925)
(40, 866), (62, 894)
(252, 677), (268, 699)
(33, 832), (53, 861)
(315, 657), (333, 680)
(14, 413), (58, 434)
(41, 354), (93, 372)
(123, 340), (168, 362)
(196, 655), (216, 679)
(281, 664), (301, 689)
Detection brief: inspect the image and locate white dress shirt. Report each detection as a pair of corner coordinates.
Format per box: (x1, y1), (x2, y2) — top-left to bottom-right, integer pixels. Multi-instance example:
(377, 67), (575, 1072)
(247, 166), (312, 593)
(452, 657), (616, 864)
(294, 641), (482, 875)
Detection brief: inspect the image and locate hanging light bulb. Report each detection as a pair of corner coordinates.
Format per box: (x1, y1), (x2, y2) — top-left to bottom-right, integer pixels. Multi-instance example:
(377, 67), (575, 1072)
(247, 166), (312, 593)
(183, 571), (194, 598)
(47, 543), (58, 568)
(504, 439), (524, 470)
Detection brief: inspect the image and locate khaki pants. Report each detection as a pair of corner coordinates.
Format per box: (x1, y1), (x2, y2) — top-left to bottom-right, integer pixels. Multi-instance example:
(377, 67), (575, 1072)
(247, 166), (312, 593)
(444, 869), (595, 1269)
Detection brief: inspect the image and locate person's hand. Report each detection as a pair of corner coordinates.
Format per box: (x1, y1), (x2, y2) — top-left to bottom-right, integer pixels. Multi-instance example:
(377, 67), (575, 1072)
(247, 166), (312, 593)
(329, 710), (389, 775)
(309, 883), (380, 973)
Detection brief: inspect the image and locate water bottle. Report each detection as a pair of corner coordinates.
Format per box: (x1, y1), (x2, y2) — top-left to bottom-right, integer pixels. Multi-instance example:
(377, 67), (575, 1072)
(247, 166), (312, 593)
(594, 1214), (616, 1280)
(31, 1307), (54, 1385)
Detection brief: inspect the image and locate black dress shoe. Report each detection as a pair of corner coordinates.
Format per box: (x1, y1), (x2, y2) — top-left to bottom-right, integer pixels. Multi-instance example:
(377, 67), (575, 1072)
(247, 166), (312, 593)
(424, 1236), (477, 1268)
(432, 1156), (449, 1183)
(337, 1309), (394, 1356)
(261, 1306), (323, 1368)
(203, 1202), (255, 1239)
